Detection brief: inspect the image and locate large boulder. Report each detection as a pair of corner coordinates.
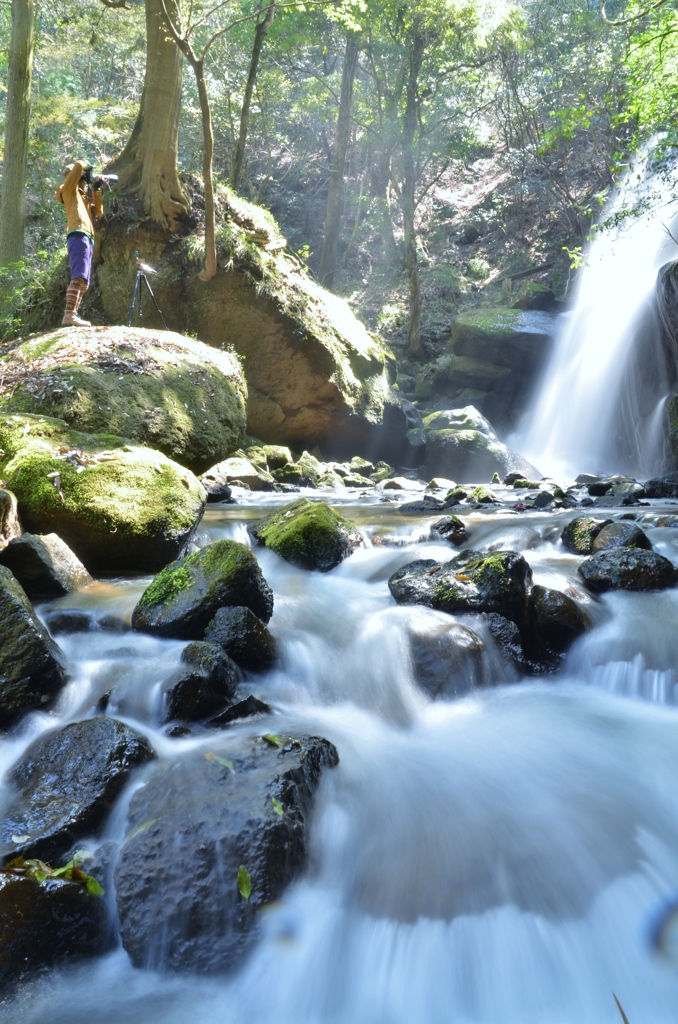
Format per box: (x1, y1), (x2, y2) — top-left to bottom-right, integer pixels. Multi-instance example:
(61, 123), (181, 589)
(96, 192), (408, 461)
(578, 548), (678, 592)
(204, 606), (278, 672)
(162, 642), (239, 722)
(0, 327), (247, 474)
(0, 873), (112, 993)
(561, 517), (612, 555)
(132, 539), (274, 639)
(0, 532), (92, 598)
(423, 407), (538, 483)
(0, 489), (20, 548)
(114, 734), (339, 973)
(250, 497), (362, 571)
(0, 414), (205, 574)
(0, 717), (154, 865)
(643, 471), (678, 498)
(388, 550), (533, 626)
(0, 566), (68, 727)
(591, 521), (652, 553)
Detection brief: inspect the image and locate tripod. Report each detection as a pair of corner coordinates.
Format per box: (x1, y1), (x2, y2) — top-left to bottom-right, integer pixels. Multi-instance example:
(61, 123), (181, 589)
(126, 251), (169, 330)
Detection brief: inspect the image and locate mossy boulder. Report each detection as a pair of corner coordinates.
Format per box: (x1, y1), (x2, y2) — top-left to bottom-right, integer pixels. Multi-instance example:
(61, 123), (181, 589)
(0, 413), (205, 574)
(423, 407), (538, 484)
(132, 539), (274, 639)
(560, 517), (612, 555)
(388, 549), (533, 626)
(0, 565), (68, 727)
(0, 327), (247, 474)
(578, 548), (678, 592)
(449, 308), (556, 371)
(250, 497), (362, 572)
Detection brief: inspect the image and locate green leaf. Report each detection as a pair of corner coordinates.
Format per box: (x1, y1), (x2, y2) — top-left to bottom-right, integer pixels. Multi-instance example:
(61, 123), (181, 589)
(213, 755), (235, 771)
(127, 818), (158, 839)
(85, 875), (105, 896)
(262, 733), (282, 748)
(237, 864), (252, 901)
(271, 796), (284, 817)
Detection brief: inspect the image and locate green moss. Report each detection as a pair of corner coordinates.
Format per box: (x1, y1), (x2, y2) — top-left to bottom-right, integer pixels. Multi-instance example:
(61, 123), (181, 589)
(253, 497), (360, 571)
(137, 564), (193, 611)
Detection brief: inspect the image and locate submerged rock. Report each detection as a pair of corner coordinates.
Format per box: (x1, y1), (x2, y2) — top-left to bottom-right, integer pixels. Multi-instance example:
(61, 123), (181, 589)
(207, 694), (272, 727)
(591, 521), (652, 552)
(132, 540), (274, 639)
(163, 642), (239, 722)
(388, 550), (532, 626)
(528, 585), (590, 654)
(0, 489), (20, 549)
(578, 548), (678, 592)
(0, 327), (248, 474)
(0, 717), (154, 865)
(250, 497), (362, 572)
(0, 873), (113, 993)
(407, 618), (487, 698)
(0, 532), (92, 599)
(204, 606), (278, 672)
(0, 566), (68, 728)
(560, 517), (612, 555)
(423, 407), (538, 484)
(115, 735), (339, 973)
(0, 414), (205, 574)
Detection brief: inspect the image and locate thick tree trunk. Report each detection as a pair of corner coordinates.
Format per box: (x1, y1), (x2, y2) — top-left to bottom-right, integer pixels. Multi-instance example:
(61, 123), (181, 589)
(191, 58), (217, 282)
(0, 0), (34, 267)
(317, 34), (359, 290)
(109, 0), (188, 228)
(402, 29), (424, 357)
(231, 5), (275, 192)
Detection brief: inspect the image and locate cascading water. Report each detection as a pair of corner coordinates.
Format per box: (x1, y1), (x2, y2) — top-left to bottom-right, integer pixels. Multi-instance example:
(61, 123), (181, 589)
(516, 139), (678, 480)
(4, 492), (678, 1024)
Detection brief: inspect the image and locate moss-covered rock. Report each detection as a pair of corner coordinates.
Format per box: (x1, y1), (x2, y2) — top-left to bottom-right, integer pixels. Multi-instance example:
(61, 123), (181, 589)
(423, 407), (538, 485)
(0, 413), (205, 574)
(250, 497), (362, 572)
(132, 539), (274, 639)
(560, 517), (612, 555)
(450, 308), (557, 370)
(0, 327), (247, 474)
(0, 565), (68, 727)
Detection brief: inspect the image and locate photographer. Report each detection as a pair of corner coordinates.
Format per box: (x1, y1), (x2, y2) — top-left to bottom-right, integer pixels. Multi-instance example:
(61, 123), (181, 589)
(55, 158), (103, 327)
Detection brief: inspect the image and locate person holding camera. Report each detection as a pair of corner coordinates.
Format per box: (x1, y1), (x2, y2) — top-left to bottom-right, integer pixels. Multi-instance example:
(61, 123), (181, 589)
(55, 158), (103, 327)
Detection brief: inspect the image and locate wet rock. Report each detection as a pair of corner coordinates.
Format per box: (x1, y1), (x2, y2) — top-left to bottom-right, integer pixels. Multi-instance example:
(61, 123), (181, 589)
(408, 619), (487, 698)
(97, 613), (130, 632)
(423, 407), (538, 484)
(0, 873), (113, 992)
(578, 548), (678, 592)
(429, 515), (469, 546)
(43, 608), (96, 634)
(0, 414), (205, 574)
(560, 517), (613, 555)
(0, 532), (92, 599)
(207, 695), (272, 727)
(609, 481), (645, 498)
(132, 540), (274, 639)
(643, 471), (678, 499)
(0, 566), (68, 728)
(204, 482), (234, 504)
(504, 472), (526, 485)
(480, 612), (531, 673)
(588, 476), (637, 498)
(201, 456), (275, 493)
(398, 498), (446, 513)
(467, 485), (500, 504)
(528, 585), (590, 654)
(115, 735), (339, 973)
(0, 489), (20, 549)
(0, 716), (154, 865)
(575, 473), (600, 485)
(389, 549), (533, 626)
(530, 490), (555, 509)
(204, 606), (278, 672)
(250, 498), (362, 572)
(382, 476), (423, 491)
(163, 642), (239, 723)
(591, 522), (652, 552)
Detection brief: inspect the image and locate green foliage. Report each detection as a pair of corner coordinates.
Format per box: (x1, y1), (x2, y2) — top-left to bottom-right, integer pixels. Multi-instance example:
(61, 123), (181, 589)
(271, 796), (284, 816)
(2, 850), (104, 896)
(237, 864), (252, 901)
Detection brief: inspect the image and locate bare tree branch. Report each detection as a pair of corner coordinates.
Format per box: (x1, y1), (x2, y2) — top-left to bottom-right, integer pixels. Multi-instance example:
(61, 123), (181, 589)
(600, 0), (668, 26)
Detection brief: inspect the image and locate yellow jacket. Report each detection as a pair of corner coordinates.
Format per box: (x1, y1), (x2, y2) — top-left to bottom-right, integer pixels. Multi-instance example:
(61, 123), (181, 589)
(55, 159), (100, 240)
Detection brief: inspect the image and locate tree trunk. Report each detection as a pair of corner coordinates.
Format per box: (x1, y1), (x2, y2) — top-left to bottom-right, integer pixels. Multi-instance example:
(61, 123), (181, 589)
(402, 29), (424, 357)
(0, 0), (35, 267)
(191, 57), (217, 282)
(231, 5), (275, 192)
(372, 145), (398, 264)
(317, 34), (360, 290)
(109, 0), (188, 228)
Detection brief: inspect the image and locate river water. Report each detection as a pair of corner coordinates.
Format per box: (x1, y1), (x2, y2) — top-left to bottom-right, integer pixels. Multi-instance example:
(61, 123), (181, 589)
(4, 489), (678, 1024)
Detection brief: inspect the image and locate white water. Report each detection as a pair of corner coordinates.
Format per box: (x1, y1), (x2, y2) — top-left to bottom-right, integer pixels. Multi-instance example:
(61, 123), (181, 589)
(4, 495), (678, 1023)
(516, 141), (678, 481)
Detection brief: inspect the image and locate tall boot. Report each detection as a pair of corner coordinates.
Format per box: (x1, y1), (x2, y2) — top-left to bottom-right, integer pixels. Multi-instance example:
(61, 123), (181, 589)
(62, 281), (91, 327)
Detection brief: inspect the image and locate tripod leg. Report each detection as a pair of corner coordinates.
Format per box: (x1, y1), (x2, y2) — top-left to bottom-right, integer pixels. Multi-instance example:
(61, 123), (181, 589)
(142, 274), (170, 331)
(127, 273), (141, 327)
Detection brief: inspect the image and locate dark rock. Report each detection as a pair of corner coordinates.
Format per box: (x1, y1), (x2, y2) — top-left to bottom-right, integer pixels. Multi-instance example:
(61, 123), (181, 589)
(203, 606), (278, 672)
(205, 483), (234, 504)
(578, 548), (678, 593)
(429, 515), (469, 546)
(0, 532), (92, 599)
(575, 473), (600, 485)
(0, 873), (113, 992)
(591, 522), (652, 553)
(528, 585), (590, 654)
(389, 549), (532, 626)
(167, 725), (192, 738)
(408, 619), (487, 698)
(531, 490), (555, 509)
(398, 499), (445, 513)
(163, 642), (239, 723)
(250, 498), (362, 572)
(480, 612), (532, 673)
(609, 481), (645, 498)
(132, 540), (274, 639)
(0, 566), (68, 728)
(560, 517), (613, 555)
(0, 717), (155, 865)
(643, 472), (678, 499)
(43, 608), (96, 634)
(588, 480), (613, 496)
(504, 472), (526, 485)
(97, 613), (130, 632)
(0, 489), (20, 548)
(115, 735), (338, 973)
(593, 493), (641, 507)
(207, 695), (272, 727)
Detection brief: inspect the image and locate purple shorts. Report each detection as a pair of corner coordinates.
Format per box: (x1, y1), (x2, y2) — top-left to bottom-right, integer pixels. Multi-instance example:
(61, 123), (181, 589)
(67, 232), (93, 285)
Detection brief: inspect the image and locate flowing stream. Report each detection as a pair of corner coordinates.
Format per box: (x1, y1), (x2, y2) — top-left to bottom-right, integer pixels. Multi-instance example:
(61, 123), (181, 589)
(4, 492), (678, 1024)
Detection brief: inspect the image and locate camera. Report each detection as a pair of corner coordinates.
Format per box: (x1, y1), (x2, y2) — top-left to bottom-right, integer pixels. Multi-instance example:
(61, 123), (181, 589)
(82, 165), (118, 189)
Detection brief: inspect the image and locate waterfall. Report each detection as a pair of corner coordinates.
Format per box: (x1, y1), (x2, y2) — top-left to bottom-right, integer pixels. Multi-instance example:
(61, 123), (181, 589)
(516, 139), (678, 481)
